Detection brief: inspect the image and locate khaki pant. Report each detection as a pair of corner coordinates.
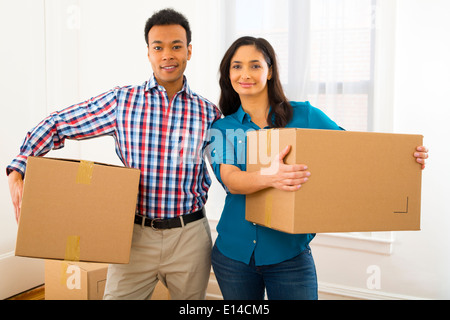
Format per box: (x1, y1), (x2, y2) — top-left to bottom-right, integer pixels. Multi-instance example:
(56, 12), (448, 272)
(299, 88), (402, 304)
(103, 217), (212, 300)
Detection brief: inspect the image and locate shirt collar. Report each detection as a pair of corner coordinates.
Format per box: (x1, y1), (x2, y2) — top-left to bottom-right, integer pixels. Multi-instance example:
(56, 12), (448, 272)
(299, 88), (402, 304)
(233, 105), (274, 129)
(145, 74), (194, 99)
(234, 105), (252, 124)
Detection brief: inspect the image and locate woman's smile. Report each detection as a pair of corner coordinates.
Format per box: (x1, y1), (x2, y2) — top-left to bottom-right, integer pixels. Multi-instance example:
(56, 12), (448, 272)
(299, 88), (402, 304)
(238, 82), (255, 88)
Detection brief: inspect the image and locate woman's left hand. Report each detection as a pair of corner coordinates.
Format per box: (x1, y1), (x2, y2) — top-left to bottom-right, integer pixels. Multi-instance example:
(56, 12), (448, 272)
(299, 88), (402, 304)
(414, 146), (429, 170)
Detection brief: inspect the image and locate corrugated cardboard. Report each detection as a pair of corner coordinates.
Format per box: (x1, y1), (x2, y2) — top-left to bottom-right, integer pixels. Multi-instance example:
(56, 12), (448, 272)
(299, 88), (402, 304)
(151, 281), (171, 300)
(45, 260), (108, 300)
(246, 129), (423, 234)
(45, 259), (170, 300)
(15, 156), (140, 263)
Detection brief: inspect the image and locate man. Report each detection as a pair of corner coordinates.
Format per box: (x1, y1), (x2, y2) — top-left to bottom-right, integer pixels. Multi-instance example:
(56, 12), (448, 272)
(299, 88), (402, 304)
(7, 8), (221, 300)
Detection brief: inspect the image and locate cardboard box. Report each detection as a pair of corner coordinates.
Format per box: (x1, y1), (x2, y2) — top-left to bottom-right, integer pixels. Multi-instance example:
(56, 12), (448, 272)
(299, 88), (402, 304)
(15, 156), (140, 263)
(152, 281), (171, 300)
(45, 260), (108, 300)
(45, 260), (170, 300)
(246, 129), (423, 234)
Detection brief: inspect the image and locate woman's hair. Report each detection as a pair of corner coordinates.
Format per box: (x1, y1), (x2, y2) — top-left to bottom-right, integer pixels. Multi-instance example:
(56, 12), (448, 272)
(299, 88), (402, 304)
(218, 36), (293, 128)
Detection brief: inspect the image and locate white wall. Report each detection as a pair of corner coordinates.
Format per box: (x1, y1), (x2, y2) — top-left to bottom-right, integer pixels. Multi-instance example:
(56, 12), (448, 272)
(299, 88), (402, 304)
(0, 0), (53, 298)
(311, 0), (450, 299)
(392, 0), (450, 297)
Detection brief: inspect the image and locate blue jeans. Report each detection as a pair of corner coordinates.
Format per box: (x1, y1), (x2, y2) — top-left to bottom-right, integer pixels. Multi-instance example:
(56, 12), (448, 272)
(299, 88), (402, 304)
(211, 243), (318, 300)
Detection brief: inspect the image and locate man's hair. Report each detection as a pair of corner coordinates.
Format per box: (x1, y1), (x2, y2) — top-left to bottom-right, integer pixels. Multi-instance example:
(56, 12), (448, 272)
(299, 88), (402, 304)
(144, 8), (192, 45)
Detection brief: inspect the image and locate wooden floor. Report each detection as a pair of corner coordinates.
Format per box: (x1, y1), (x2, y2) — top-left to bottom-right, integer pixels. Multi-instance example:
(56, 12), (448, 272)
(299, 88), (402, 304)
(5, 282), (169, 300)
(7, 285), (45, 300)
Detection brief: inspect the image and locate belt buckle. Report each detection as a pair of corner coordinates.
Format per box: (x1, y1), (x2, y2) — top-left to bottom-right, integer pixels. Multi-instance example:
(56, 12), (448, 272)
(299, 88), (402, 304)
(139, 215), (147, 228)
(150, 218), (163, 230)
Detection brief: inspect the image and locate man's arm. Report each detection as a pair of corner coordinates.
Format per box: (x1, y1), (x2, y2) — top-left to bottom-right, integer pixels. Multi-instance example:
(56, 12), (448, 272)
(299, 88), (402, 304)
(8, 170), (23, 223)
(7, 89), (118, 175)
(6, 88), (119, 222)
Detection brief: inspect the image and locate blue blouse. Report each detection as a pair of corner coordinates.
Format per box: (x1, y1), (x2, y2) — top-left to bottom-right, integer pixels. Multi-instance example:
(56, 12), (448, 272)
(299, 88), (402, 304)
(209, 101), (342, 266)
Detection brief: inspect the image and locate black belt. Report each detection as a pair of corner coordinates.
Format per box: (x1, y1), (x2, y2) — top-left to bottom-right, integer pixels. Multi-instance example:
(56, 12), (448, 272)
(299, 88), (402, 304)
(134, 208), (204, 230)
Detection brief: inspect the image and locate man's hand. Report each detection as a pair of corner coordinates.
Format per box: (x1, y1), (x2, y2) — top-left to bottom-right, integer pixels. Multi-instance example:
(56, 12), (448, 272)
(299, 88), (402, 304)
(8, 170), (24, 223)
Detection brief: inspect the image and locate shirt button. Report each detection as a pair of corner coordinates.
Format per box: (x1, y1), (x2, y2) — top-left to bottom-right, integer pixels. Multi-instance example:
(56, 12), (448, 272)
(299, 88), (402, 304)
(253, 223), (256, 226)
(238, 140), (243, 144)
(253, 240), (256, 244)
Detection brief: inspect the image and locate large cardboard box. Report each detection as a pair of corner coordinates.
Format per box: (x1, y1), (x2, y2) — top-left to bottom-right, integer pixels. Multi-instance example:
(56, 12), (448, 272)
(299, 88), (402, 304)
(15, 156), (140, 263)
(246, 129), (423, 234)
(45, 260), (108, 300)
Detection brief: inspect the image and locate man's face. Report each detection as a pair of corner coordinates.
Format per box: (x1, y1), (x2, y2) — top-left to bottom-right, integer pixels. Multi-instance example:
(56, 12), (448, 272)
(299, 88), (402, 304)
(147, 24), (192, 91)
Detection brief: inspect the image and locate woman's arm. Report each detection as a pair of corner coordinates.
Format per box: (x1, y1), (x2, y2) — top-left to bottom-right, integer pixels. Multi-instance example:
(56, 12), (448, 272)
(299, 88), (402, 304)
(220, 145), (311, 195)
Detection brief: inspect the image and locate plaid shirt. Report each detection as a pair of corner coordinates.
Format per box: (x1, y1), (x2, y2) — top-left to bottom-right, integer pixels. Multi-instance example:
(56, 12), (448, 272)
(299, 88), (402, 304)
(7, 75), (221, 219)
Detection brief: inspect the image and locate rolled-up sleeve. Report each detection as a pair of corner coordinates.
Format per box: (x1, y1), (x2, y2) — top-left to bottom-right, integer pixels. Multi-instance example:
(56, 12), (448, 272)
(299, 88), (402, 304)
(6, 89), (118, 177)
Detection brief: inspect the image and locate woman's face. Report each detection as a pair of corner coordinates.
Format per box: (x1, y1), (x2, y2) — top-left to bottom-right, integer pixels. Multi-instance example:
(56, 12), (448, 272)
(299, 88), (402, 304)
(229, 45), (272, 99)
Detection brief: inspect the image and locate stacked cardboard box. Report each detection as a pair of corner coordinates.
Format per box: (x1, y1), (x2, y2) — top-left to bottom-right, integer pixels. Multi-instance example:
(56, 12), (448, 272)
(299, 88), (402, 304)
(45, 260), (108, 300)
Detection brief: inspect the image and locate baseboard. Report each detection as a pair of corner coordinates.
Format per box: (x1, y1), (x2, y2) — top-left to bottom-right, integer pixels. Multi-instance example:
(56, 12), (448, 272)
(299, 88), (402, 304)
(318, 281), (427, 300)
(0, 251), (45, 299)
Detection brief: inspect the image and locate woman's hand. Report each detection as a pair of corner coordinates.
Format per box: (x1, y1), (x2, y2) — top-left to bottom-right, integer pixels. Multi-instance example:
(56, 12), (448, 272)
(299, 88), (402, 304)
(220, 145), (310, 195)
(261, 145), (310, 191)
(414, 146), (429, 170)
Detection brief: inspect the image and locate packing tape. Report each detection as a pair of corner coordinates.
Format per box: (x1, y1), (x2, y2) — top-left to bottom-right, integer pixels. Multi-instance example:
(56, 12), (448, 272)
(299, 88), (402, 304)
(76, 160), (94, 185)
(60, 261), (69, 286)
(65, 235), (80, 261)
(264, 194), (273, 228)
(267, 130), (271, 160)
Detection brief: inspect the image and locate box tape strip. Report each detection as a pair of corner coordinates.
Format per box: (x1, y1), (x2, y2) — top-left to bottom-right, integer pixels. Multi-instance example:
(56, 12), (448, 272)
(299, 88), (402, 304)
(60, 261), (69, 286)
(76, 160), (94, 185)
(264, 130), (273, 228)
(61, 235), (80, 285)
(65, 235), (80, 261)
(264, 194), (273, 228)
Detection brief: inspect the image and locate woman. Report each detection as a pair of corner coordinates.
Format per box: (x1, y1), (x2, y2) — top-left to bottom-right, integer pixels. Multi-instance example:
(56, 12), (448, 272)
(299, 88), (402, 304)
(209, 36), (428, 300)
